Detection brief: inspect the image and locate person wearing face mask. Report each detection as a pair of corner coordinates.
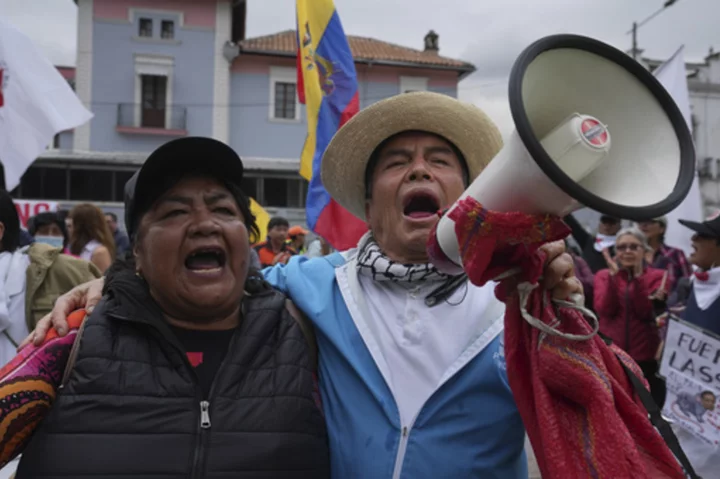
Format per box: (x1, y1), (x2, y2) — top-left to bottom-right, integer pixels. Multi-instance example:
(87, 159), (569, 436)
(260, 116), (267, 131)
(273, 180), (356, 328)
(0, 191), (101, 366)
(594, 227), (671, 407)
(28, 212), (69, 252)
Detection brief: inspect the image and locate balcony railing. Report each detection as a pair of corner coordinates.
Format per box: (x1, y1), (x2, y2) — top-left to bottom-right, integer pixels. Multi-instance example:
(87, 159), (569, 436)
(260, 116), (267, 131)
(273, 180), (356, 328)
(116, 103), (187, 134)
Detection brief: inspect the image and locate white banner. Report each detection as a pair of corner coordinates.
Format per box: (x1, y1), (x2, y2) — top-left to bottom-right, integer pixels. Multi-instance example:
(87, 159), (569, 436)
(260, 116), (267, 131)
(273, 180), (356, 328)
(653, 46), (703, 256)
(0, 19), (92, 190)
(660, 319), (720, 445)
(12, 199), (57, 228)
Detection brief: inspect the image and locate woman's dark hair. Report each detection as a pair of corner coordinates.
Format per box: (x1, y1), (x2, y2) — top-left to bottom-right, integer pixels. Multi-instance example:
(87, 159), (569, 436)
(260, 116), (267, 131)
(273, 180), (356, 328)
(69, 203), (116, 258)
(224, 180), (261, 244)
(0, 190), (20, 253)
(29, 211), (68, 246)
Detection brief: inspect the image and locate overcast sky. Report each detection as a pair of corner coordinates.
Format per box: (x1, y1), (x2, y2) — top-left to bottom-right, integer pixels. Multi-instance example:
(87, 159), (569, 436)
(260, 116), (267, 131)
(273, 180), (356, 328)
(2, 0), (717, 136)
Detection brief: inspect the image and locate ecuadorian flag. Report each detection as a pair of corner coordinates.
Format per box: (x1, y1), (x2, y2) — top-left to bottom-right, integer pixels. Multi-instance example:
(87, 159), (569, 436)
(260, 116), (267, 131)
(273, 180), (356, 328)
(296, 0), (367, 251)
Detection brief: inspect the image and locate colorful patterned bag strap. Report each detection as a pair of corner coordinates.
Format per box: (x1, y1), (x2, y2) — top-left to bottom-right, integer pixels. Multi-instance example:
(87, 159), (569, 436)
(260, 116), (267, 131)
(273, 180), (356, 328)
(60, 312), (89, 388)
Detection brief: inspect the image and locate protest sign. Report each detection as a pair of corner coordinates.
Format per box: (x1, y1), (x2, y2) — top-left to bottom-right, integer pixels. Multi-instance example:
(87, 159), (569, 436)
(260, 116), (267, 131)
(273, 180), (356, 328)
(660, 319), (720, 445)
(13, 199), (58, 228)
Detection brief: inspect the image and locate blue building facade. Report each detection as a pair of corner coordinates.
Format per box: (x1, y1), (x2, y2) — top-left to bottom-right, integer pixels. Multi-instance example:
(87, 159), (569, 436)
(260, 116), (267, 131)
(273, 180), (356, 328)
(12, 0), (474, 225)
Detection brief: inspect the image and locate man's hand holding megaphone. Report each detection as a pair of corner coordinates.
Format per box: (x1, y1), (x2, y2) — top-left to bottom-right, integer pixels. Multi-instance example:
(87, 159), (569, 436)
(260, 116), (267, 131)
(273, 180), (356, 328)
(426, 33), (697, 479)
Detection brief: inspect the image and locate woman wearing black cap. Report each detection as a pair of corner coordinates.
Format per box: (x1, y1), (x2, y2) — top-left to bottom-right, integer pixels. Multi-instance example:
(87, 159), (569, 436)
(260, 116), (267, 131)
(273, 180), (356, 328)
(0, 138), (329, 478)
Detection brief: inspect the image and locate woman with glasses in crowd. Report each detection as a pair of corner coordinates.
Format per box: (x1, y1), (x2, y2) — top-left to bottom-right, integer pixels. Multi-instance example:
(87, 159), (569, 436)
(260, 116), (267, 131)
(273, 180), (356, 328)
(594, 227), (671, 407)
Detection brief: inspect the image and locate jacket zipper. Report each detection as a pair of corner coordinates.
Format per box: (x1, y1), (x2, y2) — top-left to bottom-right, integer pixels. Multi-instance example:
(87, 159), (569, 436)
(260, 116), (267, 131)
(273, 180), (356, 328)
(390, 352), (477, 479)
(391, 424), (411, 479)
(107, 311), (240, 479)
(190, 330), (240, 479)
(384, 322), (506, 479)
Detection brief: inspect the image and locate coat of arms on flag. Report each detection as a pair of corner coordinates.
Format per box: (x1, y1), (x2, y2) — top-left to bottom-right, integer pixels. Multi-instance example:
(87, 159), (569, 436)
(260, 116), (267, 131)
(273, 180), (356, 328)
(301, 22), (339, 97)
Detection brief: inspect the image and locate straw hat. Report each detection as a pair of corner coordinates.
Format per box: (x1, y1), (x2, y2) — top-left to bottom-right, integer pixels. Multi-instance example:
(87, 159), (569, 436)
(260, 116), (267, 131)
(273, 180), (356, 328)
(321, 91), (504, 220)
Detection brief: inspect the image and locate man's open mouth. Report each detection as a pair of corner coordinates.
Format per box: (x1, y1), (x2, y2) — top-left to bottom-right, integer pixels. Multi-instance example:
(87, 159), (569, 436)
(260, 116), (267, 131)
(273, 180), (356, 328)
(185, 247), (227, 272)
(403, 192), (440, 219)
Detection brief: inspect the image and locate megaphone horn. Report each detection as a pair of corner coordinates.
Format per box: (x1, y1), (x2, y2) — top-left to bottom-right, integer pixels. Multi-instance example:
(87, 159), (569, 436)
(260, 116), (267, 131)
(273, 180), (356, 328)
(430, 34), (695, 274)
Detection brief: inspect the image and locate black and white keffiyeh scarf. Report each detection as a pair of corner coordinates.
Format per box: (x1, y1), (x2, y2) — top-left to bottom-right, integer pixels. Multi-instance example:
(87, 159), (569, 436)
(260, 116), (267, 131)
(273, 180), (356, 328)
(355, 232), (451, 284)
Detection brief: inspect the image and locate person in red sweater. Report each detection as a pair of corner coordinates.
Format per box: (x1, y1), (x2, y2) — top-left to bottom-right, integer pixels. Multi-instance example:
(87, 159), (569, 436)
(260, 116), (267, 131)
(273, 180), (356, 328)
(594, 227), (671, 406)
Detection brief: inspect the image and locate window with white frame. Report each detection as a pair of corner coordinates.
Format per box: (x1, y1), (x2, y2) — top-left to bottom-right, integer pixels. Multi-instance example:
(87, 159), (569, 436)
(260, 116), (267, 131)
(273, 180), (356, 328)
(134, 55), (174, 129)
(161, 20), (175, 39)
(399, 76), (428, 94)
(138, 18), (153, 37)
(269, 67), (300, 121)
(130, 9), (184, 41)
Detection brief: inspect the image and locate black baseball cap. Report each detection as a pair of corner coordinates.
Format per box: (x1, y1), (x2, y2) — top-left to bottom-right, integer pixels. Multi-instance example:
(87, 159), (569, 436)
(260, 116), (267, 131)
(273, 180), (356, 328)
(124, 137), (244, 239)
(679, 211), (720, 238)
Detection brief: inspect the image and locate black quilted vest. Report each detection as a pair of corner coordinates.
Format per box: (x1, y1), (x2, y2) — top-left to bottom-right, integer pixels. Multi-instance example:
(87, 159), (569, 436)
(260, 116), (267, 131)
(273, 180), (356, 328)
(17, 272), (329, 478)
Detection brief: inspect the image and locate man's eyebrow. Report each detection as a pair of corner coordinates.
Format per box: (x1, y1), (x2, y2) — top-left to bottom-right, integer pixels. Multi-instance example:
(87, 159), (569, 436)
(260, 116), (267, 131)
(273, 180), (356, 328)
(380, 147), (413, 159)
(381, 146), (453, 159)
(424, 145), (453, 155)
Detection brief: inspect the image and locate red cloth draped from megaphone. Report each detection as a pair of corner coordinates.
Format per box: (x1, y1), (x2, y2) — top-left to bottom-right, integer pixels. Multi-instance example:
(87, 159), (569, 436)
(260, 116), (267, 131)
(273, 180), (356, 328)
(443, 197), (685, 479)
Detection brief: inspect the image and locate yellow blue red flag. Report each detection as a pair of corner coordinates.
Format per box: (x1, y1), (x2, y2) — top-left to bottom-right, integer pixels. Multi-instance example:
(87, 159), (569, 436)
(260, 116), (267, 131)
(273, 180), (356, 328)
(296, 0), (367, 250)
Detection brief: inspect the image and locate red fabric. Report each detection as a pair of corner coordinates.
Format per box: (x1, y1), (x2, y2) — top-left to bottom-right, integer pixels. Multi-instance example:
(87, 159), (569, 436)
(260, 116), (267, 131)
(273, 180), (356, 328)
(295, 23), (305, 105)
(694, 271), (709, 281)
(186, 352), (203, 367)
(446, 198), (685, 479)
(314, 198), (367, 251)
(594, 268), (666, 362)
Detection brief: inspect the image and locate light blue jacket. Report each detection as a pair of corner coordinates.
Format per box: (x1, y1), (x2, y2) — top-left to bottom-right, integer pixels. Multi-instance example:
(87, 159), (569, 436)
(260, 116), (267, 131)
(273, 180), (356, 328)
(263, 250), (527, 478)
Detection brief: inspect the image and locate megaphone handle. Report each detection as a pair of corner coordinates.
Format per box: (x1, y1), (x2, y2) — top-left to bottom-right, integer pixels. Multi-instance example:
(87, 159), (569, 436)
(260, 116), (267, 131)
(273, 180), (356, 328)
(517, 283), (600, 341)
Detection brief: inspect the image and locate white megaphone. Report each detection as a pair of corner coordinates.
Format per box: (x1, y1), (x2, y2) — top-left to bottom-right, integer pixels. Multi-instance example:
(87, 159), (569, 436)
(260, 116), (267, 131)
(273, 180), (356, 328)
(429, 34), (695, 274)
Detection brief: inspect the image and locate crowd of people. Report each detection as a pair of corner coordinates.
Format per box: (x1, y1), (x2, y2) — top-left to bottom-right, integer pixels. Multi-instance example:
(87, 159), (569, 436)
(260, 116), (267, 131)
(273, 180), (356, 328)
(250, 216), (334, 269)
(0, 91), (712, 477)
(565, 214), (719, 409)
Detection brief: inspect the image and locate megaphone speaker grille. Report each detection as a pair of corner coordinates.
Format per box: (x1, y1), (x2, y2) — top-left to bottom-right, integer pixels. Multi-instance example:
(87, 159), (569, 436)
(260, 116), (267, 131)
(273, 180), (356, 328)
(509, 34), (695, 221)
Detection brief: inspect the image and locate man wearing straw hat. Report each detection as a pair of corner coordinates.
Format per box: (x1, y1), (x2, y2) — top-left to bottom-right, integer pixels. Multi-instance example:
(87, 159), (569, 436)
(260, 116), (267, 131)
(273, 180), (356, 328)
(31, 92), (580, 478)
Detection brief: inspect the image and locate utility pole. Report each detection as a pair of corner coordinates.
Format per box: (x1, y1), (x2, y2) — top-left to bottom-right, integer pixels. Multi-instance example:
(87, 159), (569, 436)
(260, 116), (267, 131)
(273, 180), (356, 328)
(632, 22), (638, 60)
(628, 0), (679, 62)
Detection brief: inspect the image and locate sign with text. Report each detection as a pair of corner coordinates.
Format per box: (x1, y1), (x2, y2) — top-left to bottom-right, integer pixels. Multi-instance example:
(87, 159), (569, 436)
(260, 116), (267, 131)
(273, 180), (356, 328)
(663, 369), (720, 445)
(13, 200), (58, 228)
(660, 319), (720, 445)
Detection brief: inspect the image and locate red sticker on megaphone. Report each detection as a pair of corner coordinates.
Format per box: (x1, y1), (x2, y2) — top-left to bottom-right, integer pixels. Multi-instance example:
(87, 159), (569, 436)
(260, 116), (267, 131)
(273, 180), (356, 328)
(580, 118), (608, 147)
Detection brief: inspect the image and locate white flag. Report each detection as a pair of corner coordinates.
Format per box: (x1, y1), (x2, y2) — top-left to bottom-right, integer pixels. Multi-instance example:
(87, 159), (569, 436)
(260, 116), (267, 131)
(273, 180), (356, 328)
(653, 46), (703, 256)
(0, 19), (92, 191)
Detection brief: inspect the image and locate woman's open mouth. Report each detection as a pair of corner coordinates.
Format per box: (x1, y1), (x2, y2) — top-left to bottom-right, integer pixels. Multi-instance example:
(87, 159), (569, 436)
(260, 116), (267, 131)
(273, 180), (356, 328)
(185, 247), (227, 275)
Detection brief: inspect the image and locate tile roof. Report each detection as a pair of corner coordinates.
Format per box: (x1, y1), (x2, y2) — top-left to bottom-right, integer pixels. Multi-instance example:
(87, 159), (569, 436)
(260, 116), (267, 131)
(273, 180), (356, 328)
(239, 30), (474, 72)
